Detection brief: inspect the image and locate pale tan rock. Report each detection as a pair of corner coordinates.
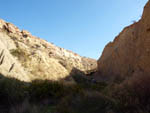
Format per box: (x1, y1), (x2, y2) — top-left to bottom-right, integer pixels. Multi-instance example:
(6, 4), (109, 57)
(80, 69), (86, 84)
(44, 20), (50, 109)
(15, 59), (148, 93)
(6, 23), (21, 33)
(97, 1), (150, 81)
(0, 33), (30, 82)
(0, 19), (7, 29)
(0, 18), (97, 82)
(21, 30), (31, 37)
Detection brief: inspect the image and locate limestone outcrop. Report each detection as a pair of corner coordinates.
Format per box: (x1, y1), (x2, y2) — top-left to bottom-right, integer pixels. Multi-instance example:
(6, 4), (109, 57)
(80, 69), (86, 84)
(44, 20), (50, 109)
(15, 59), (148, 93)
(0, 19), (97, 82)
(97, 1), (150, 81)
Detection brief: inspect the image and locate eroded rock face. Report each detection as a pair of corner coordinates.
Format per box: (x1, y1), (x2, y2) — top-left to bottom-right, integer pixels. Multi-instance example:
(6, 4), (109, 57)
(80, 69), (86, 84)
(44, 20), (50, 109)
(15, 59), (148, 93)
(97, 1), (150, 81)
(0, 19), (97, 82)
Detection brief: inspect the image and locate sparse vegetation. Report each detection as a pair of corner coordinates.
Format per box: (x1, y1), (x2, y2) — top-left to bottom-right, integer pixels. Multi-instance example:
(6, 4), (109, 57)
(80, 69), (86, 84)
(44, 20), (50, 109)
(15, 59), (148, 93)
(10, 48), (29, 61)
(10, 48), (31, 67)
(0, 72), (149, 113)
(72, 74), (107, 91)
(0, 73), (112, 113)
(111, 74), (150, 113)
(0, 1), (150, 112)
(57, 91), (118, 113)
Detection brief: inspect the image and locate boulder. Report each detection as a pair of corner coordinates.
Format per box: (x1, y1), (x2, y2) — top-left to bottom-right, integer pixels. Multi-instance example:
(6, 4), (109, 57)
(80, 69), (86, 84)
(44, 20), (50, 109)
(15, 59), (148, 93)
(21, 30), (31, 38)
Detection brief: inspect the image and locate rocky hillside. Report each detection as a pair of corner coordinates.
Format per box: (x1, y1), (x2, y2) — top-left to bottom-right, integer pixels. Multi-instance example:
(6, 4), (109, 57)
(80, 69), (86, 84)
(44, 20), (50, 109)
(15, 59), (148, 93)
(97, 1), (150, 81)
(0, 19), (97, 82)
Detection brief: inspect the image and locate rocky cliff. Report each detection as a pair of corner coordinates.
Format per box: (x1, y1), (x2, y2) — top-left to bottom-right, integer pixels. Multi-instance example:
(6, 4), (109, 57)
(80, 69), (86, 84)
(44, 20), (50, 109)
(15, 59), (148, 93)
(0, 19), (97, 82)
(97, 1), (150, 81)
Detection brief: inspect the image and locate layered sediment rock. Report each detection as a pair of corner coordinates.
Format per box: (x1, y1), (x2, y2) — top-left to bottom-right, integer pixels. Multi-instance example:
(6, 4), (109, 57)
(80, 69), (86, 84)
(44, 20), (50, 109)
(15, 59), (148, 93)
(97, 1), (150, 81)
(0, 19), (97, 82)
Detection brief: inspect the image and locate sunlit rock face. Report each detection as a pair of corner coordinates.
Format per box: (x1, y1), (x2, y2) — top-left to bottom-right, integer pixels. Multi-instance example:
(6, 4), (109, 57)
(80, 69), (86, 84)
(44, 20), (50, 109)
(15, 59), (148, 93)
(97, 1), (150, 81)
(0, 19), (97, 82)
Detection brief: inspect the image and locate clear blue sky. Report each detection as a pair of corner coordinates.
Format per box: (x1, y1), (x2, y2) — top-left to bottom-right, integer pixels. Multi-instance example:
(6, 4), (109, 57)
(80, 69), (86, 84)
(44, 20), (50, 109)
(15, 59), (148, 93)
(0, 0), (148, 59)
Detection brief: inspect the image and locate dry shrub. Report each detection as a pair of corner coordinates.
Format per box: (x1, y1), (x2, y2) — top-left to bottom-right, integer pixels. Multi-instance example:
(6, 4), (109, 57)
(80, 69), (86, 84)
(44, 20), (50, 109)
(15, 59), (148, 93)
(57, 91), (117, 113)
(29, 80), (65, 101)
(112, 73), (150, 113)
(9, 99), (39, 113)
(9, 99), (56, 113)
(0, 75), (27, 105)
(10, 48), (31, 63)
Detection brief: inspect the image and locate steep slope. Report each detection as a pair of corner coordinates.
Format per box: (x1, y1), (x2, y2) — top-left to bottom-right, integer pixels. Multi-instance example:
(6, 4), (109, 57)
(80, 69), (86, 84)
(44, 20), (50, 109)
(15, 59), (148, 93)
(0, 19), (97, 82)
(97, 1), (150, 81)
